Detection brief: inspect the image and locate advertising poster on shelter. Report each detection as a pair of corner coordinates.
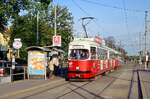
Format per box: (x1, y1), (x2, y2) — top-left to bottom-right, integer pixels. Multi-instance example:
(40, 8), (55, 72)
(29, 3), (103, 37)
(28, 51), (47, 75)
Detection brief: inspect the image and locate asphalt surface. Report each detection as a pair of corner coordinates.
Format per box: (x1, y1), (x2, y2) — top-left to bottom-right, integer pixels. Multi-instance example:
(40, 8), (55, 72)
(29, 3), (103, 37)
(0, 63), (149, 99)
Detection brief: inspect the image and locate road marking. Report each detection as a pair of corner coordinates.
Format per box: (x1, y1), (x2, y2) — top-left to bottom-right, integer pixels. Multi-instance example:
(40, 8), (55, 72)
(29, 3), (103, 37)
(0, 79), (64, 98)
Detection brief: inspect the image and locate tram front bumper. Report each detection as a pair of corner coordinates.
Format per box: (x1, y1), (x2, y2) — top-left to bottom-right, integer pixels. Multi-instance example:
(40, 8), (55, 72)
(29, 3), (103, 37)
(68, 70), (94, 79)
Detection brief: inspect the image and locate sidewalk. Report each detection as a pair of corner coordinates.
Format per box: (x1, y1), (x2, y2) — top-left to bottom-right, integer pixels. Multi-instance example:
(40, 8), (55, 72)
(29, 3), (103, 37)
(0, 77), (65, 98)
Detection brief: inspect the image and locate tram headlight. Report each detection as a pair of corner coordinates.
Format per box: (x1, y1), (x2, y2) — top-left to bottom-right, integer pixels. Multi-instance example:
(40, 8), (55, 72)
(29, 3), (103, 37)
(0, 68), (4, 71)
(76, 66), (80, 70)
(69, 62), (72, 67)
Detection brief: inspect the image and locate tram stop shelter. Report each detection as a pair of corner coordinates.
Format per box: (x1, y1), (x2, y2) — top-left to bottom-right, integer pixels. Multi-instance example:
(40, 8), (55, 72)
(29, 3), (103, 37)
(26, 46), (50, 80)
(44, 46), (65, 66)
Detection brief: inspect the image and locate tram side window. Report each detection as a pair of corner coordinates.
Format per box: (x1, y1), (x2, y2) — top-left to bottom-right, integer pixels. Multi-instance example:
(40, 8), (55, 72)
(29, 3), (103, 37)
(110, 52), (115, 59)
(98, 48), (107, 60)
(109, 52), (113, 59)
(90, 47), (96, 60)
(97, 48), (101, 59)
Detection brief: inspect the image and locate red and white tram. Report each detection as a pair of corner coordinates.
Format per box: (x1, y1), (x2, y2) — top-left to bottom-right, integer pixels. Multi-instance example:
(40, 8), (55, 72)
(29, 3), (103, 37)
(67, 37), (121, 80)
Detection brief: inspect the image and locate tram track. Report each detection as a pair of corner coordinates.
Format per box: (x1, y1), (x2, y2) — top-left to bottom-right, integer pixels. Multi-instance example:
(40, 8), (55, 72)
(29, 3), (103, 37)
(127, 69), (135, 99)
(11, 79), (96, 99)
(0, 79), (69, 99)
(37, 64), (132, 99)
(56, 70), (122, 99)
(92, 73), (121, 99)
(137, 70), (150, 99)
(127, 64), (150, 99)
(55, 79), (99, 99)
(92, 65), (135, 99)
(137, 70), (143, 99)
(21, 81), (69, 99)
(1, 73), (117, 99)
(127, 64), (138, 99)
(68, 82), (104, 99)
(92, 64), (137, 99)
(1, 64), (138, 99)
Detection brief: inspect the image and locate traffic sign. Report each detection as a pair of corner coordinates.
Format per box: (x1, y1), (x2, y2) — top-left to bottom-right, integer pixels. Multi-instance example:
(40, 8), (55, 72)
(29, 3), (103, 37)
(52, 35), (61, 46)
(13, 38), (22, 49)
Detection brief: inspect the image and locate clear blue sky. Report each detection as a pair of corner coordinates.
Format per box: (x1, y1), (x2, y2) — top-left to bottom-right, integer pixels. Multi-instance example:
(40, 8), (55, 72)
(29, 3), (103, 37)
(56, 0), (150, 55)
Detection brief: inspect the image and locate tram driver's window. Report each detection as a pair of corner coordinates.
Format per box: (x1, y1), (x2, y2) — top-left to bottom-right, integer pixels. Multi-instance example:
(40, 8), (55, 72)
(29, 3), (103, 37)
(91, 47), (96, 59)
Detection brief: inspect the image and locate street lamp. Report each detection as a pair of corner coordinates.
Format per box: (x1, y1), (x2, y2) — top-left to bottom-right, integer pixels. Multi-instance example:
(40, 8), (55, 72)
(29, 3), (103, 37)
(36, 11), (39, 46)
(54, 1), (57, 36)
(36, 2), (40, 46)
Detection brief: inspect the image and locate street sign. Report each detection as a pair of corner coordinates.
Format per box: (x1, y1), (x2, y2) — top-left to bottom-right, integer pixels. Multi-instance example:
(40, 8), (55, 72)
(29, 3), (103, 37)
(52, 35), (61, 46)
(13, 38), (22, 49)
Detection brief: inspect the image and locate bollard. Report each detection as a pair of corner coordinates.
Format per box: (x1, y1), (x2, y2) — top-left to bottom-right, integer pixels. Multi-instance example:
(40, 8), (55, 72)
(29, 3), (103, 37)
(10, 68), (13, 82)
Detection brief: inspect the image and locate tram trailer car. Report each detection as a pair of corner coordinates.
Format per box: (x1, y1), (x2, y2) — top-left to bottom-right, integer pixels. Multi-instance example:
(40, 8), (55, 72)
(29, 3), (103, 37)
(67, 37), (121, 81)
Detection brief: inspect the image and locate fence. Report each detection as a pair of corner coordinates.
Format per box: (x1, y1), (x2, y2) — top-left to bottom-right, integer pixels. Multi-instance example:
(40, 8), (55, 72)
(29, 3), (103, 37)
(0, 66), (27, 83)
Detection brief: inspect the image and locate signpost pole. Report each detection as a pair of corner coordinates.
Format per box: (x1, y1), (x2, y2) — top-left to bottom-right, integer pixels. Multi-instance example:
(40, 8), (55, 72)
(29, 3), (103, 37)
(12, 38), (22, 71)
(54, 2), (57, 36)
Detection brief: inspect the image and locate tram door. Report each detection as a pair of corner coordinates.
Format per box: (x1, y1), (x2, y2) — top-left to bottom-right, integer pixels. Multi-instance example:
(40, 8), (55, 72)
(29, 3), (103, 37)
(90, 47), (98, 75)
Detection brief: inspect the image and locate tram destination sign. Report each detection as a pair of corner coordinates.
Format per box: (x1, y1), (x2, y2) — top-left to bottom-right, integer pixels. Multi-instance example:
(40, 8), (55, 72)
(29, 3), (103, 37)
(72, 45), (84, 49)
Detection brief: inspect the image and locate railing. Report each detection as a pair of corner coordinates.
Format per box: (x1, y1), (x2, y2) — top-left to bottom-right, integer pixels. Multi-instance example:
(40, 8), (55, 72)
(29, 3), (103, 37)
(0, 66), (27, 82)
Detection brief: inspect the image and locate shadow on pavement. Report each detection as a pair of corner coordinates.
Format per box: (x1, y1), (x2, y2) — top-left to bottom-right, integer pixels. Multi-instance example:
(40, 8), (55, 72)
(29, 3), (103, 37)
(54, 66), (68, 79)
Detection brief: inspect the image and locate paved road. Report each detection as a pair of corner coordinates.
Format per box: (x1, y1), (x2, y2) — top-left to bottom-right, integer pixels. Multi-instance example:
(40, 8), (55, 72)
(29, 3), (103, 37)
(0, 63), (149, 99)
(137, 68), (150, 99)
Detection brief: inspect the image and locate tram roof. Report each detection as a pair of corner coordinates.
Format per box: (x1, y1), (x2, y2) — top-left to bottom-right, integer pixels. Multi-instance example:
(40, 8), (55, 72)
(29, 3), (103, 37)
(102, 45), (121, 55)
(70, 38), (100, 46)
(70, 38), (121, 55)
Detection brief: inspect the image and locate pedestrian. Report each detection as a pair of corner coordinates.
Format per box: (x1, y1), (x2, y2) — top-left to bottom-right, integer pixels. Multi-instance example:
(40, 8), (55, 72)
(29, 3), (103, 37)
(52, 54), (59, 76)
(146, 55), (149, 68)
(48, 57), (55, 79)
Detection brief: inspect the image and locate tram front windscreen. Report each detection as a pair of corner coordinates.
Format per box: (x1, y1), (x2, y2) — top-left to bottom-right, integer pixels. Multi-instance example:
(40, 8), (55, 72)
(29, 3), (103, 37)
(69, 49), (89, 60)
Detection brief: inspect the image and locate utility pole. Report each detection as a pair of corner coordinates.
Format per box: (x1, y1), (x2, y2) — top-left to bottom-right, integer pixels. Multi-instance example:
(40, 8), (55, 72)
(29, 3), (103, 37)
(54, 4), (57, 36)
(36, 11), (39, 46)
(144, 11), (148, 69)
(144, 11), (148, 54)
(139, 32), (142, 66)
(36, 2), (40, 46)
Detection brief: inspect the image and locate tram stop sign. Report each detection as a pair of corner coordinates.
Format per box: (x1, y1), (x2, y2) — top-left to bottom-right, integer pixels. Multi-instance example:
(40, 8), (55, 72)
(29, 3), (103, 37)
(13, 38), (22, 49)
(52, 35), (61, 47)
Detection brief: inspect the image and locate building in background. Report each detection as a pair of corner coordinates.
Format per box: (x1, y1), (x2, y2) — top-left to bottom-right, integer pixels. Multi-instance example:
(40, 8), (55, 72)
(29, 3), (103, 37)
(0, 29), (10, 60)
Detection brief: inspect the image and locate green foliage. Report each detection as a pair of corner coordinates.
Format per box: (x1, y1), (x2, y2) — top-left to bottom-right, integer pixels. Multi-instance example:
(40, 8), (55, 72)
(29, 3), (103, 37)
(0, 0), (29, 32)
(9, 1), (73, 60)
(104, 36), (127, 59)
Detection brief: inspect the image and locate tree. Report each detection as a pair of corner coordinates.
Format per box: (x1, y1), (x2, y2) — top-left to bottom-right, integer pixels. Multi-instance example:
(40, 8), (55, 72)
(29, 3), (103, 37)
(104, 36), (127, 61)
(0, 0), (29, 32)
(104, 36), (116, 49)
(9, 1), (73, 59)
(49, 5), (74, 52)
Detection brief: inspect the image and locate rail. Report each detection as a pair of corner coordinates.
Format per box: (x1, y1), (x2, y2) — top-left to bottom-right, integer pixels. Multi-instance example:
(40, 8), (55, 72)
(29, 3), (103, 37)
(0, 66), (27, 82)
(137, 70), (143, 99)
